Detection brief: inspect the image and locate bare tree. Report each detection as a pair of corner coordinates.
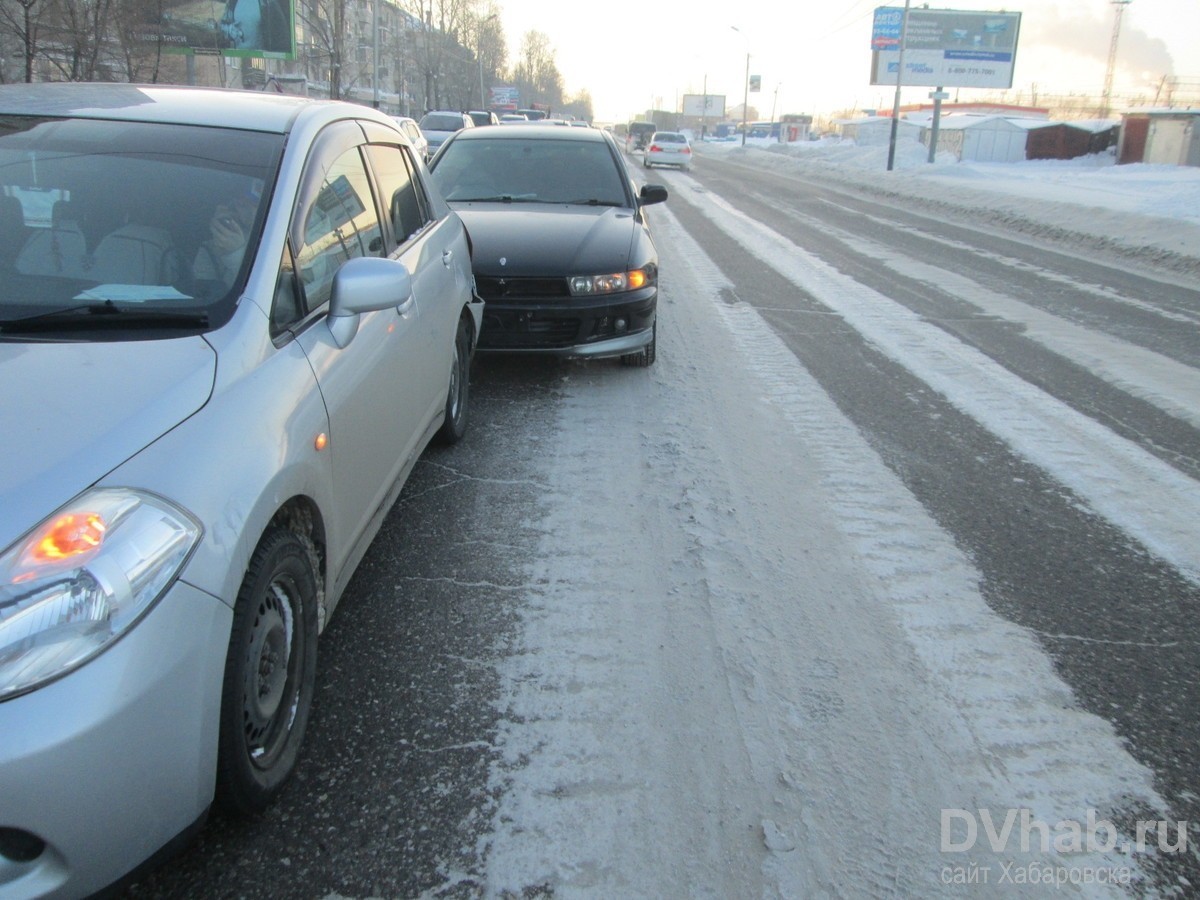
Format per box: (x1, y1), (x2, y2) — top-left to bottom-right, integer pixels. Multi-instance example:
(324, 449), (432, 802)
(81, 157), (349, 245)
(410, 0), (473, 110)
(39, 0), (115, 81)
(470, 0), (503, 108)
(111, 0), (184, 83)
(559, 88), (593, 124)
(511, 29), (562, 112)
(296, 0), (349, 99)
(0, 0), (46, 81)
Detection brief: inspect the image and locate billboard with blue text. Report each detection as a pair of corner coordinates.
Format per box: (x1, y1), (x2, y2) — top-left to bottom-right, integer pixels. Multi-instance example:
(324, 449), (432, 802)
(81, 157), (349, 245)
(870, 7), (1021, 89)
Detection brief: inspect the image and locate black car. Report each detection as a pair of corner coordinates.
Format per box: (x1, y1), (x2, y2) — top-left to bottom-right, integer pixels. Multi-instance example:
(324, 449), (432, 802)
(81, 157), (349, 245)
(429, 125), (668, 366)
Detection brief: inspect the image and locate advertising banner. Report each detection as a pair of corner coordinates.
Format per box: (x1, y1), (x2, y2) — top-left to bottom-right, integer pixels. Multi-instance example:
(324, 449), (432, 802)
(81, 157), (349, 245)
(490, 86), (520, 110)
(682, 94), (727, 118)
(870, 7), (1021, 89)
(143, 0), (296, 58)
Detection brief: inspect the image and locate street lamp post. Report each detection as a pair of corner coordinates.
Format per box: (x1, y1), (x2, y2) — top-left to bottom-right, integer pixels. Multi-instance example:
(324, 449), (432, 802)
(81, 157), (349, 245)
(372, 0), (380, 108)
(731, 26), (749, 147)
(477, 13), (498, 110)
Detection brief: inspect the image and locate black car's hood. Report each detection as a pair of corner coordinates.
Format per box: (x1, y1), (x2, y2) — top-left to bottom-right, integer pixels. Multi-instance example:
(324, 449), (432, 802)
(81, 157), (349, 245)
(453, 204), (638, 278)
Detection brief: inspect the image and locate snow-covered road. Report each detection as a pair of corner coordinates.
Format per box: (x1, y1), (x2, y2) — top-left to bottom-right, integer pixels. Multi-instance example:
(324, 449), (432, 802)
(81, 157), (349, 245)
(480, 168), (1184, 894)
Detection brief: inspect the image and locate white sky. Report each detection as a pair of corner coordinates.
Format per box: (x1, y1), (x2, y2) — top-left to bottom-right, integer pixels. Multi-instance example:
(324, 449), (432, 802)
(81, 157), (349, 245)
(496, 0), (1200, 123)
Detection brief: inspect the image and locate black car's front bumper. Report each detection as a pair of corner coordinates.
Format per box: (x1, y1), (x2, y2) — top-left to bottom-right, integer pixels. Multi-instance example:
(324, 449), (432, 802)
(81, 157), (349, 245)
(475, 277), (657, 358)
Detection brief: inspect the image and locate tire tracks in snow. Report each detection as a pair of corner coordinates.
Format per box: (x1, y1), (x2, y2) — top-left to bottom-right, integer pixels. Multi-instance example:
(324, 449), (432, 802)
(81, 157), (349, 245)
(482, 189), (1163, 896)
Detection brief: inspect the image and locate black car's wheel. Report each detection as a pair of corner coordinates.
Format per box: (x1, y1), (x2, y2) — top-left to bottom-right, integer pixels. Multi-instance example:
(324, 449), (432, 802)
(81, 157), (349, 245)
(216, 527), (319, 815)
(621, 321), (657, 367)
(437, 314), (472, 444)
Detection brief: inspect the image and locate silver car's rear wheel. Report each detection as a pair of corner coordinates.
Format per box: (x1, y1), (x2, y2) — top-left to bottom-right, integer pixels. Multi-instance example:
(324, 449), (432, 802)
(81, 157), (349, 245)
(217, 528), (318, 814)
(437, 314), (472, 444)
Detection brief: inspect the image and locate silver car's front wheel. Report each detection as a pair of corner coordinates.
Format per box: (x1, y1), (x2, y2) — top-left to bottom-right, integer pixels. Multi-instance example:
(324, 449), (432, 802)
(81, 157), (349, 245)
(216, 528), (318, 814)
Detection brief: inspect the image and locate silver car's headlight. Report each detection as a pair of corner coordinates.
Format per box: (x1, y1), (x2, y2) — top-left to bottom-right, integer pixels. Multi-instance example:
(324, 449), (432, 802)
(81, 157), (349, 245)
(0, 488), (202, 701)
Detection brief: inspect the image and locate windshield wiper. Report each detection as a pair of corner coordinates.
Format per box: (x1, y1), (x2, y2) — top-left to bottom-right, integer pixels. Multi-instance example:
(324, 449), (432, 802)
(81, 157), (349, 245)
(0, 301), (209, 333)
(565, 199), (623, 207)
(455, 194), (541, 203)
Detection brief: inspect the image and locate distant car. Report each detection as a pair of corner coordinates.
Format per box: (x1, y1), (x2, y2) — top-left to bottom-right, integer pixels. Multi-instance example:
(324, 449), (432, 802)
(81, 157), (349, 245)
(643, 131), (693, 171)
(0, 82), (482, 898)
(391, 114), (430, 160)
(625, 121), (656, 152)
(466, 109), (500, 127)
(418, 110), (475, 155)
(429, 124), (668, 366)
(499, 113), (528, 123)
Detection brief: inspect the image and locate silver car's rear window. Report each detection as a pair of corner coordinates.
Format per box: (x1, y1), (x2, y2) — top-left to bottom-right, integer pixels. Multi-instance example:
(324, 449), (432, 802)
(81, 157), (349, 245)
(420, 114), (466, 131)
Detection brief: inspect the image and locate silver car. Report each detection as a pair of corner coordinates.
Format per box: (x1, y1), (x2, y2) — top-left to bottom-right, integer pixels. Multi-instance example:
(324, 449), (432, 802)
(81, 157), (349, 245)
(391, 114), (430, 162)
(417, 110), (474, 157)
(0, 83), (482, 898)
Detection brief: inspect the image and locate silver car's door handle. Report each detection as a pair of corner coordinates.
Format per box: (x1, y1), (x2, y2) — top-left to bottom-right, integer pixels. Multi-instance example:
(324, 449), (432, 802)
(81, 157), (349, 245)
(442, 249), (453, 268)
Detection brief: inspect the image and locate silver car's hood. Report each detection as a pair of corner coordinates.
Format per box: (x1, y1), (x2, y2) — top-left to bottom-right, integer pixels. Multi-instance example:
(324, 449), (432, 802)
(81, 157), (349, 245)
(0, 338), (216, 549)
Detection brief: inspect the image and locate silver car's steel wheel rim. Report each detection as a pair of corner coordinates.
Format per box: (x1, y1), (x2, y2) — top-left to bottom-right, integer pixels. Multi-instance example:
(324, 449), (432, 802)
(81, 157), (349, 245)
(243, 580), (297, 768)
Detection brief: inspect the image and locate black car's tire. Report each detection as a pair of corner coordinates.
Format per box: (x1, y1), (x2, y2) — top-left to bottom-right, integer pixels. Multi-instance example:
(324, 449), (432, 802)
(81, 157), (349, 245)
(437, 315), (471, 444)
(216, 527), (319, 815)
(621, 321), (657, 367)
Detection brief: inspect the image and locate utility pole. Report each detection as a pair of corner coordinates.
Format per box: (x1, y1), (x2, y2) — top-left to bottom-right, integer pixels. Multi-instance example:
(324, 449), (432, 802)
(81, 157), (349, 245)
(731, 26), (750, 148)
(1100, 0), (1132, 120)
(886, 0), (912, 172)
(741, 52), (749, 147)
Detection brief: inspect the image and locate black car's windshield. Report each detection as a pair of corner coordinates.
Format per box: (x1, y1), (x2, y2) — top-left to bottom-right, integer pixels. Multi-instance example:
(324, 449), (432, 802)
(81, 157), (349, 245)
(0, 116), (284, 331)
(429, 137), (628, 206)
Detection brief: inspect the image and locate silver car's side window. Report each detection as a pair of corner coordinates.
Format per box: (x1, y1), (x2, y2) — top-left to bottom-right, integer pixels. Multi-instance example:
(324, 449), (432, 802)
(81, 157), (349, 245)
(364, 143), (431, 251)
(293, 146), (384, 311)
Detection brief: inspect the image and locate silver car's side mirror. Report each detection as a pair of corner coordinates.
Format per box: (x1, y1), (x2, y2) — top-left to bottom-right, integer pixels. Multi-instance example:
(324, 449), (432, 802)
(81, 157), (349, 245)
(327, 256), (414, 348)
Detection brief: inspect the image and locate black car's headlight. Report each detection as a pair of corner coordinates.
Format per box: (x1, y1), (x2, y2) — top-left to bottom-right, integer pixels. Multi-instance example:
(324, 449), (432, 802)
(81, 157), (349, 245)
(568, 264), (657, 297)
(0, 488), (202, 701)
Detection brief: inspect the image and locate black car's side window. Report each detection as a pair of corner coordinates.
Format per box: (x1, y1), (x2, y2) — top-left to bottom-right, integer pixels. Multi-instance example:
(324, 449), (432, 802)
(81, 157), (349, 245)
(364, 143), (431, 251)
(293, 146), (384, 311)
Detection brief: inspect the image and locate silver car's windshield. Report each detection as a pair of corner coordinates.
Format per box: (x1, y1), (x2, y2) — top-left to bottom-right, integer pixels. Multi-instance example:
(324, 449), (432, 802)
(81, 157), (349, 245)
(430, 137), (628, 206)
(0, 116), (283, 333)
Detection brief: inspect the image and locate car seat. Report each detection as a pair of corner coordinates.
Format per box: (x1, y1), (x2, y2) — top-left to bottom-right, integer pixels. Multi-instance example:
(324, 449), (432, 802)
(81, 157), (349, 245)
(15, 200), (89, 278)
(91, 224), (180, 286)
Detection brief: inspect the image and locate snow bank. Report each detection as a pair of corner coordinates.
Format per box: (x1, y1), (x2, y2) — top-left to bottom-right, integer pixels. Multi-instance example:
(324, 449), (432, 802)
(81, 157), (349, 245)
(700, 137), (1200, 276)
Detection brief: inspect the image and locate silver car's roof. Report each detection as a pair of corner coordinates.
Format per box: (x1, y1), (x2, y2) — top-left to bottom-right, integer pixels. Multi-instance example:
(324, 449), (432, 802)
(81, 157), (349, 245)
(0, 82), (391, 134)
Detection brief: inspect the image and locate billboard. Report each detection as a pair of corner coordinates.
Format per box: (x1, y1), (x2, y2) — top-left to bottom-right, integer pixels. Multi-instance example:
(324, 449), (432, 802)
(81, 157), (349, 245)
(682, 94), (726, 118)
(490, 86), (519, 110)
(870, 7), (1020, 89)
(142, 0), (296, 58)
